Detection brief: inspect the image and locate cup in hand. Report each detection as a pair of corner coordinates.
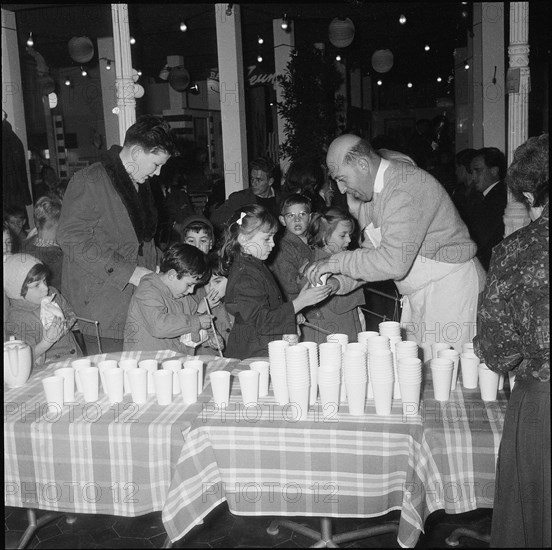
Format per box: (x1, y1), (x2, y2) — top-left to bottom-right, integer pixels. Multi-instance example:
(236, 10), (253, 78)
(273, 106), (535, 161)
(460, 353), (480, 389)
(478, 363), (500, 402)
(153, 370), (173, 405)
(238, 370), (259, 407)
(430, 358), (454, 401)
(55, 367), (75, 403)
(127, 368), (147, 404)
(71, 358), (91, 393)
(118, 359), (138, 394)
(42, 376), (64, 415)
(104, 368), (124, 404)
(250, 361), (270, 397)
(210, 370), (231, 408)
(178, 368), (198, 404)
(138, 359), (158, 394)
(162, 359), (183, 394)
(79, 366), (99, 403)
(184, 359), (204, 396)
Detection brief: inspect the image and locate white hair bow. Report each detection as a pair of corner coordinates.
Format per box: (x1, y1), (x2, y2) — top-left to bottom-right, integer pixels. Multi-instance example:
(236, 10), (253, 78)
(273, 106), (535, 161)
(236, 212), (246, 226)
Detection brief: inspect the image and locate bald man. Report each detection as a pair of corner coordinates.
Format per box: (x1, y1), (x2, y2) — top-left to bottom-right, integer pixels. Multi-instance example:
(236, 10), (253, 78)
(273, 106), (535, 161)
(305, 135), (486, 360)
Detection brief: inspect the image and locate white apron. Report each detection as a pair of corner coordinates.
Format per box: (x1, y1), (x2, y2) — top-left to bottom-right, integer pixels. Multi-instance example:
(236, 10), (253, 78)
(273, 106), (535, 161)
(364, 223), (485, 363)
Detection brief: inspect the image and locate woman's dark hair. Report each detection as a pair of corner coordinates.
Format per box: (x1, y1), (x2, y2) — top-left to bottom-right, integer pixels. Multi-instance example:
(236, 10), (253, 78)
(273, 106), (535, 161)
(21, 263), (50, 297)
(123, 114), (178, 157)
(219, 204), (278, 276)
(282, 158), (324, 198)
(506, 133), (549, 208)
(159, 243), (210, 285)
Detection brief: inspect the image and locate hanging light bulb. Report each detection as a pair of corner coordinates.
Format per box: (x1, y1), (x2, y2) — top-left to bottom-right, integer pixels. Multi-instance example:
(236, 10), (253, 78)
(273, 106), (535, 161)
(130, 36), (136, 45)
(257, 35), (264, 45)
(105, 59), (112, 70)
(81, 66), (88, 77)
(257, 54), (263, 63)
(464, 61), (470, 70)
(65, 77), (71, 86)
(281, 14), (289, 30)
(377, 80), (383, 86)
(180, 20), (187, 32)
(437, 76), (442, 82)
(424, 45), (430, 52)
(26, 32), (34, 47)
(137, 70), (142, 76)
(335, 54), (342, 62)
(399, 14), (407, 25)
(461, 10), (468, 18)
(407, 82), (413, 88)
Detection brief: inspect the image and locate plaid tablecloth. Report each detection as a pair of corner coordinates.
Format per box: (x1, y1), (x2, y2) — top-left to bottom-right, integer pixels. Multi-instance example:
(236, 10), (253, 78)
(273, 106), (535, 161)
(162, 360), (507, 547)
(4, 350), (238, 517)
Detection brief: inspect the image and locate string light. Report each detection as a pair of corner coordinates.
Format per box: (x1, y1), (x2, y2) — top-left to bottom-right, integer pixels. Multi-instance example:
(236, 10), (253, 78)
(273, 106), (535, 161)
(130, 36), (136, 45)
(64, 77), (71, 86)
(281, 14), (289, 30)
(437, 76), (442, 82)
(81, 66), (88, 77)
(377, 80), (382, 86)
(407, 82), (413, 88)
(464, 60), (470, 70)
(180, 20), (187, 32)
(335, 54), (342, 62)
(257, 35), (264, 45)
(257, 54), (263, 63)
(424, 45), (430, 52)
(137, 70), (142, 76)
(106, 60), (111, 70)
(26, 32), (34, 47)
(399, 14), (407, 25)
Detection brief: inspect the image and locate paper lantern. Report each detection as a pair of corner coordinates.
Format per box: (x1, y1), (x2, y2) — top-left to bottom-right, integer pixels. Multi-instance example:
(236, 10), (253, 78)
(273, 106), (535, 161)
(169, 67), (190, 92)
(371, 49), (394, 73)
(328, 17), (355, 48)
(68, 36), (94, 64)
(133, 84), (145, 98)
(132, 68), (140, 83)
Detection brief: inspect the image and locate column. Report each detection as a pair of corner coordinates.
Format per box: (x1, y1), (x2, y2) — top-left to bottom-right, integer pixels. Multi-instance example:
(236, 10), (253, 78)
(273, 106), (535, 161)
(97, 37), (119, 149)
(273, 17), (295, 174)
(215, 3), (248, 196)
(111, 3), (135, 144)
(504, 2), (531, 235)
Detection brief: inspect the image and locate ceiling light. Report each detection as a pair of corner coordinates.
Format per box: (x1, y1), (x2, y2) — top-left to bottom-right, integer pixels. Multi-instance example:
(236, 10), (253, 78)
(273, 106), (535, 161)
(464, 61), (470, 70)
(399, 14), (407, 25)
(65, 78), (71, 86)
(137, 70), (142, 76)
(281, 14), (289, 30)
(180, 21), (187, 32)
(106, 60), (112, 70)
(26, 32), (34, 47)
(257, 54), (263, 63)
(81, 66), (88, 77)
(335, 54), (342, 62)
(424, 45), (430, 52)
(257, 35), (264, 45)
(407, 82), (413, 88)
(377, 80), (382, 86)
(437, 76), (442, 82)
(130, 37), (136, 45)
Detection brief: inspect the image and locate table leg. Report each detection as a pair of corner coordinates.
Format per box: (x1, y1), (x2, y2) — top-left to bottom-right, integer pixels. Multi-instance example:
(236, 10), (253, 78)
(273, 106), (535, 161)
(17, 509), (65, 549)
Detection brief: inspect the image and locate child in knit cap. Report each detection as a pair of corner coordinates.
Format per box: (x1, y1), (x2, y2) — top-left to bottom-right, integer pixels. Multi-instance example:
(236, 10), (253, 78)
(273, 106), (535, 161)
(4, 253), (82, 367)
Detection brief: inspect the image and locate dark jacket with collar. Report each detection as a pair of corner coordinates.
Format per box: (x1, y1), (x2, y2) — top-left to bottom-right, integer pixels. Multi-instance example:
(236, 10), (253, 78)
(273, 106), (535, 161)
(225, 252), (295, 359)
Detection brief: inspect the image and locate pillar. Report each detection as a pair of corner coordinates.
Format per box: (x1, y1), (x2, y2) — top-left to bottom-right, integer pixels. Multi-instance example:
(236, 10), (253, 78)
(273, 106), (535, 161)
(97, 36), (119, 149)
(215, 3), (248, 196)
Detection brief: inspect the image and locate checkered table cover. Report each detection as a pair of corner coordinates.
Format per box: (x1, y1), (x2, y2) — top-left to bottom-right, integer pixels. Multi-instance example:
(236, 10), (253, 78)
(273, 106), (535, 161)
(4, 350), (238, 517)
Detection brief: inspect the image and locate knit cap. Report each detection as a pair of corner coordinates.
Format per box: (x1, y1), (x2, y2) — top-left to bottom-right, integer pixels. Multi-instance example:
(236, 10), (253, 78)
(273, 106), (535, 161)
(3, 253), (43, 299)
(181, 215), (214, 239)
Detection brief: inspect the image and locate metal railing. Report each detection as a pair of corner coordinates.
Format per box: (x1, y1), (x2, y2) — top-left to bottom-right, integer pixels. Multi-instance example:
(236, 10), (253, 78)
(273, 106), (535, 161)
(360, 286), (402, 323)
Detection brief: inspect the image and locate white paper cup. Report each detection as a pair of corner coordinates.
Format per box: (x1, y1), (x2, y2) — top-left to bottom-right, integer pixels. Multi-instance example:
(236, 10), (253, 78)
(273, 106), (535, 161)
(71, 358), (91, 393)
(98, 360), (118, 394)
(462, 342), (474, 354)
(431, 343), (451, 361)
(104, 368), (124, 404)
(153, 370), (173, 405)
(238, 370), (259, 407)
(371, 380), (393, 415)
(438, 349), (460, 391)
(250, 361), (270, 397)
(430, 358), (454, 401)
(478, 364), (500, 402)
(184, 359), (204, 396)
(179, 368), (198, 404)
(460, 353), (480, 389)
(138, 359), (158, 394)
(55, 367), (75, 403)
(127, 368), (147, 404)
(42, 376), (64, 414)
(319, 382), (340, 416)
(79, 366), (99, 403)
(345, 378), (367, 416)
(162, 359), (183, 394)
(119, 359), (138, 394)
(288, 385), (310, 421)
(210, 371), (231, 408)
(271, 374), (289, 405)
(399, 380), (422, 416)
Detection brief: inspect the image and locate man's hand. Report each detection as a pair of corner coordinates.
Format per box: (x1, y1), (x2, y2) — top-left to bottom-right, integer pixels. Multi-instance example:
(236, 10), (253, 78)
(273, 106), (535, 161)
(129, 266), (152, 287)
(304, 259), (333, 287)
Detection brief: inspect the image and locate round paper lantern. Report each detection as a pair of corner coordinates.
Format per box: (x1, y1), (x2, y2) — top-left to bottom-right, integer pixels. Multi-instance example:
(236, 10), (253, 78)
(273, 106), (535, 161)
(133, 84), (145, 98)
(371, 49), (394, 73)
(68, 36), (94, 64)
(328, 17), (355, 48)
(169, 67), (190, 92)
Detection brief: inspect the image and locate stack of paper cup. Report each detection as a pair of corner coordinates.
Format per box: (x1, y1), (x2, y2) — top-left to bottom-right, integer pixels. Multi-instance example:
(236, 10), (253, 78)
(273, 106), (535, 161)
(127, 368), (147, 404)
(343, 346), (367, 415)
(162, 359), (183, 394)
(98, 359), (118, 395)
(179, 368), (198, 404)
(368, 349), (394, 415)
(389, 336), (403, 399)
(104, 367), (124, 404)
(430, 358), (454, 401)
(268, 340), (290, 405)
(459, 352), (480, 389)
(138, 359), (158, 394)
(249, 361), (270, 398)
(318, 342), (342, 416)
(357, 331), (380, 352)
(438, 348), (460, 391)
(300, 342), (319, 406)
(397, 357), (422, 416)
(238, 370), (260, 408)
(327, 334), (349, 402)
(395, 341), (419, 362)
(462, 342), (474, 355)
(478, 363), (500, 401)
(379, 321), (401, 339)
(285, 344), (310, 421)
(366, 335), (390, 399)
(55, 367), (75, 403)
(184, 359), (204, 396)
(118, 359), (138, 394)
(431, 343), (451, 361)
(79, 366), (99, 403)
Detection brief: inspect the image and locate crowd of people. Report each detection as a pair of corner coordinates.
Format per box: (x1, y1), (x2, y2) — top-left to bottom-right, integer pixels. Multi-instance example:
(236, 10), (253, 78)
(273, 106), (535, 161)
(3, 115), (549, 547)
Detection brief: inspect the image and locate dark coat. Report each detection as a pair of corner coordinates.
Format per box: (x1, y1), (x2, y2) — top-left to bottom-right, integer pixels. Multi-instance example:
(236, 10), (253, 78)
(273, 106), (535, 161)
(225, 252), (296, 359)
(2, 120), (32, 207)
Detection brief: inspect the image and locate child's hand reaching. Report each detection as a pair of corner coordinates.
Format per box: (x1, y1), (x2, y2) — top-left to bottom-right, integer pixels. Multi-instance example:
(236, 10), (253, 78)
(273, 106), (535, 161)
(206, 329), (225, 352)
(292, 282), (332, 313)
(191, 314), (214, 342)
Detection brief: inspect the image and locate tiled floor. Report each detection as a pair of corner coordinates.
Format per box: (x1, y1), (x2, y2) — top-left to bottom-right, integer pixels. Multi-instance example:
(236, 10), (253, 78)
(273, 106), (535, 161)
(5, 504), (492, 548)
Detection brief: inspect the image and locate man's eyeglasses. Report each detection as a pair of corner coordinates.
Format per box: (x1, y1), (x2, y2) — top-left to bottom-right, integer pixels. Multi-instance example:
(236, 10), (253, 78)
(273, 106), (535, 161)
(283, 211), (310, 221)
